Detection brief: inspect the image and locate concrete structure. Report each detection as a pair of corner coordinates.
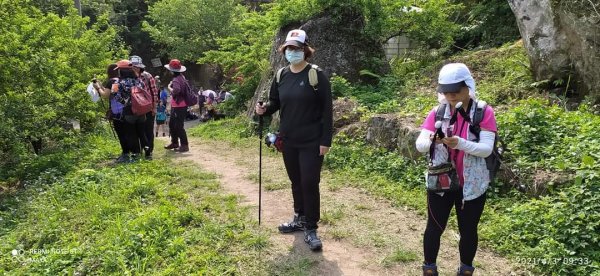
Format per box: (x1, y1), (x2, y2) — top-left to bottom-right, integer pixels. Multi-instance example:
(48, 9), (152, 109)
(384, 35), (414, 60)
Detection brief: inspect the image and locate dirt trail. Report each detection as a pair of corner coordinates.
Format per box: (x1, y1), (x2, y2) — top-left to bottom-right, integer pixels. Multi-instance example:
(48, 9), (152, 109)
(159, 130), (521, 276)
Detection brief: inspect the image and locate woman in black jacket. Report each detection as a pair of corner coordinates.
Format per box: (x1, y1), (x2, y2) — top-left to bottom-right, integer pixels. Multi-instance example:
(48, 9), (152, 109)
(255, 29), (333, 251)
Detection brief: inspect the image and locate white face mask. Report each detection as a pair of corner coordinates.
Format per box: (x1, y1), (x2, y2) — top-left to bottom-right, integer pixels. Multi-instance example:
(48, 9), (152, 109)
(285, 49), (305, 65)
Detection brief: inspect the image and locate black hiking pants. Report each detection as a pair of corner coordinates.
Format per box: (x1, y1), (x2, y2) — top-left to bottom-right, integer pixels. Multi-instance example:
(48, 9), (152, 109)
(282, 142), (324, 230)
(112, 118), (128, 154)
(144, 112), (155, 155)
(169, 107), (188, 146)
(124, 114), (147, 154)
(424, 190), (486, 266)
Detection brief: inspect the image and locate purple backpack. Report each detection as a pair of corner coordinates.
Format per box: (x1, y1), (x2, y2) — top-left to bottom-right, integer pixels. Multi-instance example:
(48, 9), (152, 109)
(110, 97), (124, 115)
(109, 79), (125, 115)
(183, 81), (198, 106)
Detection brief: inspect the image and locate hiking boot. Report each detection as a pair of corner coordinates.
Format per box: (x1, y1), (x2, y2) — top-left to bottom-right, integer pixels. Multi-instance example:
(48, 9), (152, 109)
(303, 229), (322, 251)
(174, 144), (189, 152)
(116, 154), (129, 164)
(277, 214), (306, 233)
(164, 143), (179, 150)
(129, 154), (140, 163)
(457, 263), (475, 276)
(145, 153), (153, 160)
(423, 263), (439, 276)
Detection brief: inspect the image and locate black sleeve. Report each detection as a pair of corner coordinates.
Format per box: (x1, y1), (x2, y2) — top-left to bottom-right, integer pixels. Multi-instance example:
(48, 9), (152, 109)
(264, 77), (280, 116)
(318, 70), (333, 147)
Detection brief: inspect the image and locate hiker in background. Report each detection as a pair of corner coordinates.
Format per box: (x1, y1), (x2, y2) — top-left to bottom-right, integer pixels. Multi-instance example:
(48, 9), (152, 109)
(202, 89), (217, 121)
(115, 59), (148, 161)
(159, 86), (169, 106)
(131, 55), (159, 160)
(218, 90), (233, 102)
(93, 63), (130, 163)
(154, 75), (162, 90)
(415, 63), (497, 276)
(203, 89), (217, 105)
(155, 101), (167, 137)
(255, 29), (333, 252)
(163, 59), (190, 153)
(197, 87), (206, 119)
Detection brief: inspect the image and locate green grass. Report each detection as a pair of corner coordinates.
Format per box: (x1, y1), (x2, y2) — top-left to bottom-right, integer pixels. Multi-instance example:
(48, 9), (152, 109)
(320, 206), (345, 226)
(267, 255), (316, 276)
(381, 247), (419, 267)
(246, 173), (289, 191)
(0, 134), (269, 275)
(328, 228), (350, 241)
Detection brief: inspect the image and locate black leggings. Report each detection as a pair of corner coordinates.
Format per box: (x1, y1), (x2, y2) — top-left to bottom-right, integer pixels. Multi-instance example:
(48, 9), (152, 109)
(112, 119), (128, 154)
(424, 190), (486, 266)
(282, 142), (324, 230)
(169, 107), (188, 146)
(144, 112), (155, 154)
(124, 114), (147, 154)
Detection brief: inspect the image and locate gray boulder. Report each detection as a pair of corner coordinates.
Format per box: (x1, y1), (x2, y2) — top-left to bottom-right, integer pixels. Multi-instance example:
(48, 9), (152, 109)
(365, 114), (421, 160)
(333, 97), (361, 131)
(509, 0), (600, 102)
(247, 9), (388, 117)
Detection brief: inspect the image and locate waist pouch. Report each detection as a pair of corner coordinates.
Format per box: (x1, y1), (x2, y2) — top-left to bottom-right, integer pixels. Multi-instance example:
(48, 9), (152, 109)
(426, 162), (460, 192)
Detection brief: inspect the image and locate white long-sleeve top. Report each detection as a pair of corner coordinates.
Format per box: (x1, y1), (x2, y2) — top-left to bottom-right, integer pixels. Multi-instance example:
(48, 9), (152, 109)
(416, 129), (495, 158)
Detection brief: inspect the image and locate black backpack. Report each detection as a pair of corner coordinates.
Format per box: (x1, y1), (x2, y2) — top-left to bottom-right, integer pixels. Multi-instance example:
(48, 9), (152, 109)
(435, 100), (503, 183)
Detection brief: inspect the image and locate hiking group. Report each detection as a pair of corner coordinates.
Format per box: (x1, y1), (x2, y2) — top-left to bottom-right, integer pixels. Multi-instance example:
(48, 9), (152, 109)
(255, 29), (498, 276)
(93, 57), (195, 161)
(92, 28), (498, 275)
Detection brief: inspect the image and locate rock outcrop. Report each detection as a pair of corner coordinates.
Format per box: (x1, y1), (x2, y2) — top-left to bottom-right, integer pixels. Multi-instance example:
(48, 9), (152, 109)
(365, 114), (421, 160)
(332, 97), (361, 131)
(509, 0), (600, 102)
(246, 8), (388, 117)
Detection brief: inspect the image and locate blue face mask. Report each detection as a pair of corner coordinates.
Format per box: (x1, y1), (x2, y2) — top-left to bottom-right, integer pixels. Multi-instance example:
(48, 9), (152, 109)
(285, 49), (305, 65)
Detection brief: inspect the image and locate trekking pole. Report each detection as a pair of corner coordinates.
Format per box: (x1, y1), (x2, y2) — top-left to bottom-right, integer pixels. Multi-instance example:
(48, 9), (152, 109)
(99, 97), (117, 139)
(257, 104), (264, 225)
(93, 78), (117, 139)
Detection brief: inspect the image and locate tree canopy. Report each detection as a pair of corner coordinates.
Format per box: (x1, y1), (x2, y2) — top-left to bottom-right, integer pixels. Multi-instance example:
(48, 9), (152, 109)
(143, 0), (242, 61)
(0, 0), (125, 175)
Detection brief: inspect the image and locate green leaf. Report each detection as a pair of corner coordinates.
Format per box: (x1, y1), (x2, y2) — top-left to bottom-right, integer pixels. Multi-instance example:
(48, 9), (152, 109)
(582, 155), (595, 167)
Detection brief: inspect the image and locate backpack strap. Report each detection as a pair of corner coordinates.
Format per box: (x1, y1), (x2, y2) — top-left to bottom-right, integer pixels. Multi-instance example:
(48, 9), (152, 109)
(435, 104), (447, 122)
(275, 66), (286, 84)
(472, 100), (487, 126)
(430, 104), (450, 165)
(470, 100), (487, 141)
(308, 64), (319, 92)
(275, 64), (320, 93)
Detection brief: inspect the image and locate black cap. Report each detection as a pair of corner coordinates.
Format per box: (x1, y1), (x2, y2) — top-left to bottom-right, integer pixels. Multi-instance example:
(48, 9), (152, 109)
(437, 81), (466, 93)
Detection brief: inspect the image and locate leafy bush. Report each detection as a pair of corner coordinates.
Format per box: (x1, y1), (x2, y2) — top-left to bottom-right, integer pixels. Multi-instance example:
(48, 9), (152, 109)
(143, 0), (242, 61)
(497, 98), (600, 176)
(484, 179), (600, 275)
(0, 1), (124, 180)
(331, 75), (402, 109)
(453, 0), (521, 49)
(325, 134), (425, 189)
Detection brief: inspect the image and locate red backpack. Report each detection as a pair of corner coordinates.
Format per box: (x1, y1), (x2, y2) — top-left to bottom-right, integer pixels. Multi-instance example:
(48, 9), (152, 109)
(131, 80), (153, 116)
